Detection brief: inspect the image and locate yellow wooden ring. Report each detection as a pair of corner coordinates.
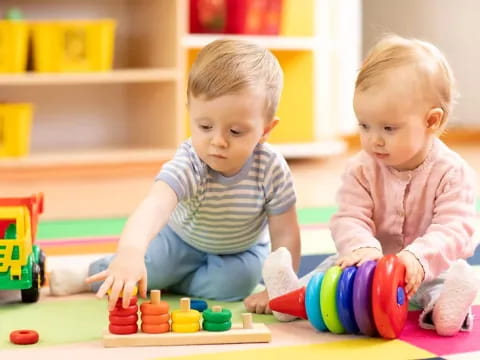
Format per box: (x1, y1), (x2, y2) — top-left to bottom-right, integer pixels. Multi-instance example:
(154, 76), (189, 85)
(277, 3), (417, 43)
(107, 286), (138, 297)
(171, 322), (200, 333)
(171, 309), (201, 323)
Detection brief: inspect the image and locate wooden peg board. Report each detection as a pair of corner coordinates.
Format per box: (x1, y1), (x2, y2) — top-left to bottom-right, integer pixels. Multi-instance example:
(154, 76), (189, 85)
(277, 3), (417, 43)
(102, 322), (271, 347)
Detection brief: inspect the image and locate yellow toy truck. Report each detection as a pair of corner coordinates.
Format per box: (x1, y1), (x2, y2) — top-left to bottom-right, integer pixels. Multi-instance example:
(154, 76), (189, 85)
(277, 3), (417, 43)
(0, 193), (46, 302)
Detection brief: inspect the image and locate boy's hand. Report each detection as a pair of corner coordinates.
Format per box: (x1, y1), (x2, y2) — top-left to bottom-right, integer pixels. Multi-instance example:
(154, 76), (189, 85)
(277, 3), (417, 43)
(243, 289), (272, 314)
(86, 250), (147, 310)
(397, 250), (424, 299)
(336, 247), (382, 269)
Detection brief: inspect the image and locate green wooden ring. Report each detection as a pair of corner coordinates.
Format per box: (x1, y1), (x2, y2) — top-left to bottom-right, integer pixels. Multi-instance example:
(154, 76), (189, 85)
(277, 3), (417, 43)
(202, 308), (232, 323)
(320, 265), (345, 334)
(202, 320), (232, 332)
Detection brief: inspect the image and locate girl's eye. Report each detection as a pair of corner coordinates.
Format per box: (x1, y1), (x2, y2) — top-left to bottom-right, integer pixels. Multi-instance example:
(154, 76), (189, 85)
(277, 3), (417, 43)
(358, 123), (369, 130)
(230, 129), (242, 135)
(384, 126), (396, 132)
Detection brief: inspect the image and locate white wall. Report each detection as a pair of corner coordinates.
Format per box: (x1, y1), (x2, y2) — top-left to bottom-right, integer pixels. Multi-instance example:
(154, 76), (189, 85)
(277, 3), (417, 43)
(362, 0), (480, 128)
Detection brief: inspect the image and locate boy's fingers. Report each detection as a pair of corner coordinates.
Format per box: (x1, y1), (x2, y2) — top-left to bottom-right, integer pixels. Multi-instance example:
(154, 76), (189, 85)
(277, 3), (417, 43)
(139, 276), (148, 298)
(86, 270), (108, 284)
(108, 280), (124, 310)
(122, 282), (136, 308)
(96, 275), (113, 299)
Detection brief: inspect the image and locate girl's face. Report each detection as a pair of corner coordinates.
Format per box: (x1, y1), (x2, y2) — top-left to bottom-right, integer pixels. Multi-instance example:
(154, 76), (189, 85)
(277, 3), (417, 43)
(353, 68), (439, 171)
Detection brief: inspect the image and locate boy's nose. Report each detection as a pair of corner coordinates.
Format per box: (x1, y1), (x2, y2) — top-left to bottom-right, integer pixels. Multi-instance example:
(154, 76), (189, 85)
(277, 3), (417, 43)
(211, 132), (227, 148)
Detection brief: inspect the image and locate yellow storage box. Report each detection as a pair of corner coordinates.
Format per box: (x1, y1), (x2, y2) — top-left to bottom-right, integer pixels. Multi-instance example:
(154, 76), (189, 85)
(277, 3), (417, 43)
(0, 21), (29, 73)
(0, 104), (33, 157)
(31, 19), (116, 72)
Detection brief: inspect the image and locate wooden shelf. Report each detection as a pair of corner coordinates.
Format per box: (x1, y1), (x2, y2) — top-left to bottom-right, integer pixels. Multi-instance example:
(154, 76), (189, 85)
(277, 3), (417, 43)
(0, 148), (176, 180)
(183, 34), (318, 51)
(0, 69), (179, 86)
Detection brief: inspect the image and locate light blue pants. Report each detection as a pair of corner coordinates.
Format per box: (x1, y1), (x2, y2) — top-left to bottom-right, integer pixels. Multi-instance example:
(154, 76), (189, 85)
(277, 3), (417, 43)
(88, 225), (270, 301)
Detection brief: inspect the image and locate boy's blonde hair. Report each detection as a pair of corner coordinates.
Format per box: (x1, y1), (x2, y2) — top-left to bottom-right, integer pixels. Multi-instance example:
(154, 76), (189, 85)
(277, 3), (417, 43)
(356, 34), (456, 131)
(187, 39), (283, 120)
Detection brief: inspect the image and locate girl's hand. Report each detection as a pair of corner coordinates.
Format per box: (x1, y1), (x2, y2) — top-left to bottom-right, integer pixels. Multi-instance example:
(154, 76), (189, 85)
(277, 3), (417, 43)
(86, 250), (147, 310)
(336, 247), (383, 269)
(397, 250), (424, 299)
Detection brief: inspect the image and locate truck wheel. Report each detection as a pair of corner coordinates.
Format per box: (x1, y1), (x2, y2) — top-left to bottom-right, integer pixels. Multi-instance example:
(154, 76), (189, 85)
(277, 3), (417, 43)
(38, 249), (46, 286)
(21, 263), (40, 303)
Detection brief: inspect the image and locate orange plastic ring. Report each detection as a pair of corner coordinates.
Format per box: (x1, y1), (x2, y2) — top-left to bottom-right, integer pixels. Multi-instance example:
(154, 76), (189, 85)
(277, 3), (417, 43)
(141, 313), (170, 324)
(10, 330), (39, 345)
(140, 302), (169, 315)
(141, 322), (170, 334)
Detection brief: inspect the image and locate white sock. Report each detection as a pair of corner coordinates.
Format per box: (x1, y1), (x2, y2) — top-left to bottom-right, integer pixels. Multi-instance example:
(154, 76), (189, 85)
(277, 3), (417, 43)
(432, 260), (480, 336)
(49, 261), (91, 296)
(262, 247), (301, 322)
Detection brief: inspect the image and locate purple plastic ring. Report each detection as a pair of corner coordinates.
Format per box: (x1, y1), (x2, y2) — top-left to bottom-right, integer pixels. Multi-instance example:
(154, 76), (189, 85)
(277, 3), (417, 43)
(353, 260), (377, 336)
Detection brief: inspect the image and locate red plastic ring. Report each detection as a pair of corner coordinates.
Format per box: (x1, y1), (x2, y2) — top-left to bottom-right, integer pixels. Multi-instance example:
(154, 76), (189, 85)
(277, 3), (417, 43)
(114, 296), (138, 307)
(372, 255), (408, 339)
(108, 323), (138, 335)
(10, 330), (39, 345)
(109, 314), (138, 325)
(109, 304), (138, 316)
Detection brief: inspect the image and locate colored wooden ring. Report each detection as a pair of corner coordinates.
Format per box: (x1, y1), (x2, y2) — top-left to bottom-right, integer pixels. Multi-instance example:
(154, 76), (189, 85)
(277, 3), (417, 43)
(141, 313), (170, 324)
(108, 323), (138, 335)
(141, 322), (170, 334)
(336, 266), (360, 334)
(320, 266), (345, 334)
(9, 330), (39, 345)
(372, 255), (408, 339)
(109, 304), (138, 316)
(353, 260), (377, 336)
(305, 272), (327, 331)
(202, 320), (232, 332)
(140, 301), (169, 315)
(108, 286), (137, 297)
(172, 309), (201, 323)
(171, 322), (200, 333)
(202, 308), (232, 323)
(191, 299), (208, 312)
(109, 314), (138, 326)
(114, 296), (138, 307)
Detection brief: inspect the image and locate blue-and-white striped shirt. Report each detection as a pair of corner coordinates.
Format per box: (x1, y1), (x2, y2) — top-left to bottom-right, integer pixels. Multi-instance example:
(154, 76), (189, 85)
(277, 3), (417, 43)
(156, 139), (296, 254)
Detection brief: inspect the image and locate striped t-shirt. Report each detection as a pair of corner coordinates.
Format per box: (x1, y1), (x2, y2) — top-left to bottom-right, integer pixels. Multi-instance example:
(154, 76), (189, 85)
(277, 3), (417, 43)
(156, 139), (296, 254)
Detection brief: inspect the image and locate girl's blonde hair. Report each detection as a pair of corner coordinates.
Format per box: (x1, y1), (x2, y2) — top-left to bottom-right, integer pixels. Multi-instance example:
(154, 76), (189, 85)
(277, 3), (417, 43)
(356, 34), (457, 131)
(187, 39), (283, 120)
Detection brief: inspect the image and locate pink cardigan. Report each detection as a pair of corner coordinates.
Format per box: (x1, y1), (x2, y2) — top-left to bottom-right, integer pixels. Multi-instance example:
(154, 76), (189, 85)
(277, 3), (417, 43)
(330, 138), (477, 281)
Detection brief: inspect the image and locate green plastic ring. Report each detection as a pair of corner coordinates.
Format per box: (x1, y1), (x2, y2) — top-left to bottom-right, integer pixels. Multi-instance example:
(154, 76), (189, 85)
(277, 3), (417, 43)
(202, 320), (232, 332)
(202, 308), (232, 323)
(320, 265), (345, 334)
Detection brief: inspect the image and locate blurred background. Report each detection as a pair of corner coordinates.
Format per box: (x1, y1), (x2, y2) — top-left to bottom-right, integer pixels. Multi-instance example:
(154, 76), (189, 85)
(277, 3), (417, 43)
(0, 0), (478, 219)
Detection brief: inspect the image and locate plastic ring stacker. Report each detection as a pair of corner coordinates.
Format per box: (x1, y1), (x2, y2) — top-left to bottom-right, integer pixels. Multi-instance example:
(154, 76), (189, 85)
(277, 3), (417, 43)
(353, 260), (377, 336)
(172, 322), (200, 333)
(336, 266), (360, 333)
(9, 330), (39, 345)
(305, 272), (327, 331)
(320, 266), (345, 334)
(171, 309), (201, 323)
(372, 255), (408, 339)
(202, 320), (232, 332)
(202, 308), (232, 323)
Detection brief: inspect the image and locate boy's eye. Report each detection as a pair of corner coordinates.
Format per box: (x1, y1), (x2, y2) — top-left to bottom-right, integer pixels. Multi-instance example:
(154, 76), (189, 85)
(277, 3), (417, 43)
(230, 129), (242, 135)
(199, 124), (212, 130)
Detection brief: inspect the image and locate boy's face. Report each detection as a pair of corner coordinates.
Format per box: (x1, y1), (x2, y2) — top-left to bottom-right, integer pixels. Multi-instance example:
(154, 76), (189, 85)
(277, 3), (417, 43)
(353, 69), (436, 171)
(189, 87), (277, 177)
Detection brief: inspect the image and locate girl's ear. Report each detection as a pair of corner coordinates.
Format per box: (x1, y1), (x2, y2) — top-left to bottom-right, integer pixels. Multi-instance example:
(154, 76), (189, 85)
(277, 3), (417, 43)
(259, 116), (280, 143)
(426, 107), (444, 132)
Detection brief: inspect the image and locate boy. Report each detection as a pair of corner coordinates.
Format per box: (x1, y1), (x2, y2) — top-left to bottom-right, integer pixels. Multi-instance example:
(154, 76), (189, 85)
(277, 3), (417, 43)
(50, 39), (301, 313)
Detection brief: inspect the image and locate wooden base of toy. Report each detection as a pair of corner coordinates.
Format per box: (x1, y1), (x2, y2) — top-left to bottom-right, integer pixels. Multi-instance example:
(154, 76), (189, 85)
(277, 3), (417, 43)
(102, 322), (271, 347)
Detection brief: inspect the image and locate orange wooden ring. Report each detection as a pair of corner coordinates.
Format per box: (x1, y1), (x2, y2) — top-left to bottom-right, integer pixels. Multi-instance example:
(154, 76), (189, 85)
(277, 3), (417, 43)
(9, 330), (39, 345)
(109, 304), (138, 316)
(141, 322), (170, 334)
(109, 323), (138, 335)
(140, 301), (169, 315)
(109, 314), (138, 325)
(141, 313), (170, 324)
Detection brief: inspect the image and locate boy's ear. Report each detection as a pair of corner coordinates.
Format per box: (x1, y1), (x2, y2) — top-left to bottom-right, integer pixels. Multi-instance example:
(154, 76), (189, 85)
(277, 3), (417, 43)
(259, 116), (280, 143)
(425, 107), (444, 131)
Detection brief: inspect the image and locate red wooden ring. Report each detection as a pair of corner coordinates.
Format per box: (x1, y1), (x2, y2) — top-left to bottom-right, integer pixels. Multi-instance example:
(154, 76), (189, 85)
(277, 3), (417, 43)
(372, 255), (408, 339)
(141, 322), (170, 334)
(109, 314), (138, 325)
(114, 296), (138, 308)
(141, 313), (170, 324)
(109, 304), (138, 316)
(108, 323), (138, 335)
(9, 330), (39, 345)
(140, 301), (169, 315)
